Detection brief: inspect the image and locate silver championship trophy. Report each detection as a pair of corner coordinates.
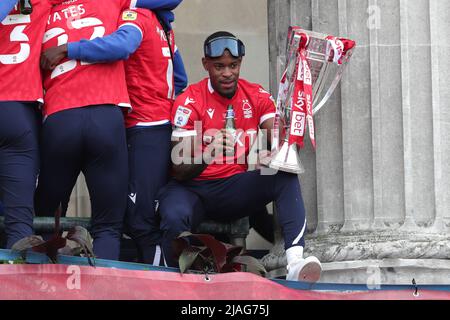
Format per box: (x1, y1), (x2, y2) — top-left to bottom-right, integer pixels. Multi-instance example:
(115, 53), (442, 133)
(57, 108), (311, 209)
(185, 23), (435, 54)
(263, 27), (355, 174)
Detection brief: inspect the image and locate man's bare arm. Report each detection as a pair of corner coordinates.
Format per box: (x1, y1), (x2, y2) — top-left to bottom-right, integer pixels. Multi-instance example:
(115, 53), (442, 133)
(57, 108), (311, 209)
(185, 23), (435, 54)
(260, 117), (275, 150)
(171, 136), (208, 182)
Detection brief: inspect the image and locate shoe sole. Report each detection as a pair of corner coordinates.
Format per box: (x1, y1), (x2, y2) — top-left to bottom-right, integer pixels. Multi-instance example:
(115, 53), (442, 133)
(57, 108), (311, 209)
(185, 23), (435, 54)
(298, 260), (322, 283)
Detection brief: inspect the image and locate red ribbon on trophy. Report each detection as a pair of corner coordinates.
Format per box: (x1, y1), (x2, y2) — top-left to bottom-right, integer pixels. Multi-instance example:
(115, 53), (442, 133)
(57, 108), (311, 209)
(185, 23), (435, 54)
(288, 33), (316, 150)
(326, 36), (356, 65)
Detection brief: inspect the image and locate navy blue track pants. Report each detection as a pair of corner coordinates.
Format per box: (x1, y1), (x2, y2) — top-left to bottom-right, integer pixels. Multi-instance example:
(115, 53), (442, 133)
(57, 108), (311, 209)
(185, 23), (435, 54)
(34, 105), (128, 260)
(0, 102), (40, 248)
(157, 171), (307, 267)
(125, 124), (172, 264)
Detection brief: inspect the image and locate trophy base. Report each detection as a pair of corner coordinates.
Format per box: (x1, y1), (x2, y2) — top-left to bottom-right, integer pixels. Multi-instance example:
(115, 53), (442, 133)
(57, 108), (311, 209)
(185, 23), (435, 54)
(261, 142), (305, 175)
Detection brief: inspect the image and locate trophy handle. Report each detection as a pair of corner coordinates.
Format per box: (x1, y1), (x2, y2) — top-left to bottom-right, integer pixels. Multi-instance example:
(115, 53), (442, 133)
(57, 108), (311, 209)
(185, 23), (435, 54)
(313, 58), (351, 116)
(312, 62), (332, 107)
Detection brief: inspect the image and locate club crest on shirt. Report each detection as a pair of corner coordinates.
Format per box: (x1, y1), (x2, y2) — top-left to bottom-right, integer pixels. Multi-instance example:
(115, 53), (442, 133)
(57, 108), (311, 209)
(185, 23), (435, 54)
(122, 11), (138, 21)
(175, 106), (192, 127)
(242, 100), (253, 119)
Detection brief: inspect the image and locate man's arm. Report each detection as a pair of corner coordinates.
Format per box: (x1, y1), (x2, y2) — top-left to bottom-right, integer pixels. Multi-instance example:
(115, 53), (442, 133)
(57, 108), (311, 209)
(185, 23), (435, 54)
(40, 25), (142, 70)
(0, 0), (18, 22)
(171, 136), (208, 182)
(63, 1), (180, 61)
(155, 9), (174, 29)
(260, 117), (275, 150)
(257, 89), (277, 151)
(67, 25), (142, 63)
(42, 25), (188, 94)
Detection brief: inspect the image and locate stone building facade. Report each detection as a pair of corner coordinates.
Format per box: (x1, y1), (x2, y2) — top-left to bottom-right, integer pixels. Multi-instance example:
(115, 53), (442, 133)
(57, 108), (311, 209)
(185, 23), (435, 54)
(263, 0), (450, 285)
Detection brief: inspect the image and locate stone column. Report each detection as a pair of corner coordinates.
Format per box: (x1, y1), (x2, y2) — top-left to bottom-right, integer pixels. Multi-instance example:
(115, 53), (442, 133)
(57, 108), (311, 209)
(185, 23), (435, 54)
(263, 0), (450, 284)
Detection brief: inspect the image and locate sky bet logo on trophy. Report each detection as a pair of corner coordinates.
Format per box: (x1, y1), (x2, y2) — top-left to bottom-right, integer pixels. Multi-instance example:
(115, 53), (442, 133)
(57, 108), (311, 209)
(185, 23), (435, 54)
(262, 27), (355, 174)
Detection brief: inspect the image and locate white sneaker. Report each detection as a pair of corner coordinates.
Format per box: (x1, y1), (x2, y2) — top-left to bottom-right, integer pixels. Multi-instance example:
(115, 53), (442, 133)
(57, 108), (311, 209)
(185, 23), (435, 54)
(286, 256), (322, 283)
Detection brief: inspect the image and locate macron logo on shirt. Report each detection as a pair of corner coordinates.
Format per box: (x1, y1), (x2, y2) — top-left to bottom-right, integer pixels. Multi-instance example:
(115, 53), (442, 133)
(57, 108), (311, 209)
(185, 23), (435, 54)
(207, 108), (215, 119)
(128, 193), (137, 204)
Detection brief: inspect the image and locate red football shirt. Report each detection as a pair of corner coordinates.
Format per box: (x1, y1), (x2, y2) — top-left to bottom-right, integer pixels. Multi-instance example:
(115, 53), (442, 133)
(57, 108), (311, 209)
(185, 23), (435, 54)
(172, 78), (276, 181)
(118, 8), (177, 128)
(0, 0), (54, 103)
(42, 0), (136, 117)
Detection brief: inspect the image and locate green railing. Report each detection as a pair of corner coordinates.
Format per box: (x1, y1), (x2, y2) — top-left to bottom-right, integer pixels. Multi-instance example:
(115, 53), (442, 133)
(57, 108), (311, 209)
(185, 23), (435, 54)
(0, 216), (90, 234)
(0, 216), (249, 248)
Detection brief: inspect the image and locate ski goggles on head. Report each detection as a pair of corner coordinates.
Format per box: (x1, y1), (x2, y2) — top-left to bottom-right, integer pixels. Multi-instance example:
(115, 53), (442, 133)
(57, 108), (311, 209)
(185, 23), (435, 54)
(204, 37), (246, 58)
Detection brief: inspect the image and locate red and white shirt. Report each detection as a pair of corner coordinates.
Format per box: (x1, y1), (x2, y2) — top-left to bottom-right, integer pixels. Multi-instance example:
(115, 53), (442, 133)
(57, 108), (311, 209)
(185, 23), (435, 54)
(0, 0), (57, 103)
(42, 0), (136, 117)
(172, 78), (276, 181)
(119, 8), (176, 128)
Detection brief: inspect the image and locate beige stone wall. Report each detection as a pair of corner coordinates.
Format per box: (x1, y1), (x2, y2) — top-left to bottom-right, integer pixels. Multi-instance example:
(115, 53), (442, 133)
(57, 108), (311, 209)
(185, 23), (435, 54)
(263, 0), (450, 283)
(173, 0), (269, 90)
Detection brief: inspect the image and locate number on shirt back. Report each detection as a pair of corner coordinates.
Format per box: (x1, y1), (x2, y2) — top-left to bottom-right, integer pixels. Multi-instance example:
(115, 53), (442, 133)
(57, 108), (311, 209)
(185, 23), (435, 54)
(43, 17), (105, 79)
(0, 14), (31, 65)
(162, 46), (174, 99)
(167, 57), (174, 99)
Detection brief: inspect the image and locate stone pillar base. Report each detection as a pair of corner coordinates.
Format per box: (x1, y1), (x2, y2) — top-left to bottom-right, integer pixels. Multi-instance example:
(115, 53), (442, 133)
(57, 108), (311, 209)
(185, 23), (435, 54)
(305, 231), (450, 262)
(321, 259), (450, 285)
(261, 231), (450, 284)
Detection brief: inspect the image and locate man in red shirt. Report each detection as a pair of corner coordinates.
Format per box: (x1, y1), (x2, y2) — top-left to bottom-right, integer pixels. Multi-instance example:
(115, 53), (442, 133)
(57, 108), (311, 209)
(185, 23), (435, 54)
(157, 31), (322, 282)
(0, 0), (59, 249)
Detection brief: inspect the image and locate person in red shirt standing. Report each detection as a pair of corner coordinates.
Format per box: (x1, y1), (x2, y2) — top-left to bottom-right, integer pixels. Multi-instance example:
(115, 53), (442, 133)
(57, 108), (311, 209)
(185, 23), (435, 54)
(119, 8), (185, 265)
(0, 0), (58, 249)
(157, 31), (322, 282)
(34, 0), (181, 261)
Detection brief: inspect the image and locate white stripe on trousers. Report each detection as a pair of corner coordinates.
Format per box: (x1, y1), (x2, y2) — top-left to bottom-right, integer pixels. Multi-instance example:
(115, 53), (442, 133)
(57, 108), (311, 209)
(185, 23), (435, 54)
(153, 245), (162, 266)
(292, 219), (306, 246)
